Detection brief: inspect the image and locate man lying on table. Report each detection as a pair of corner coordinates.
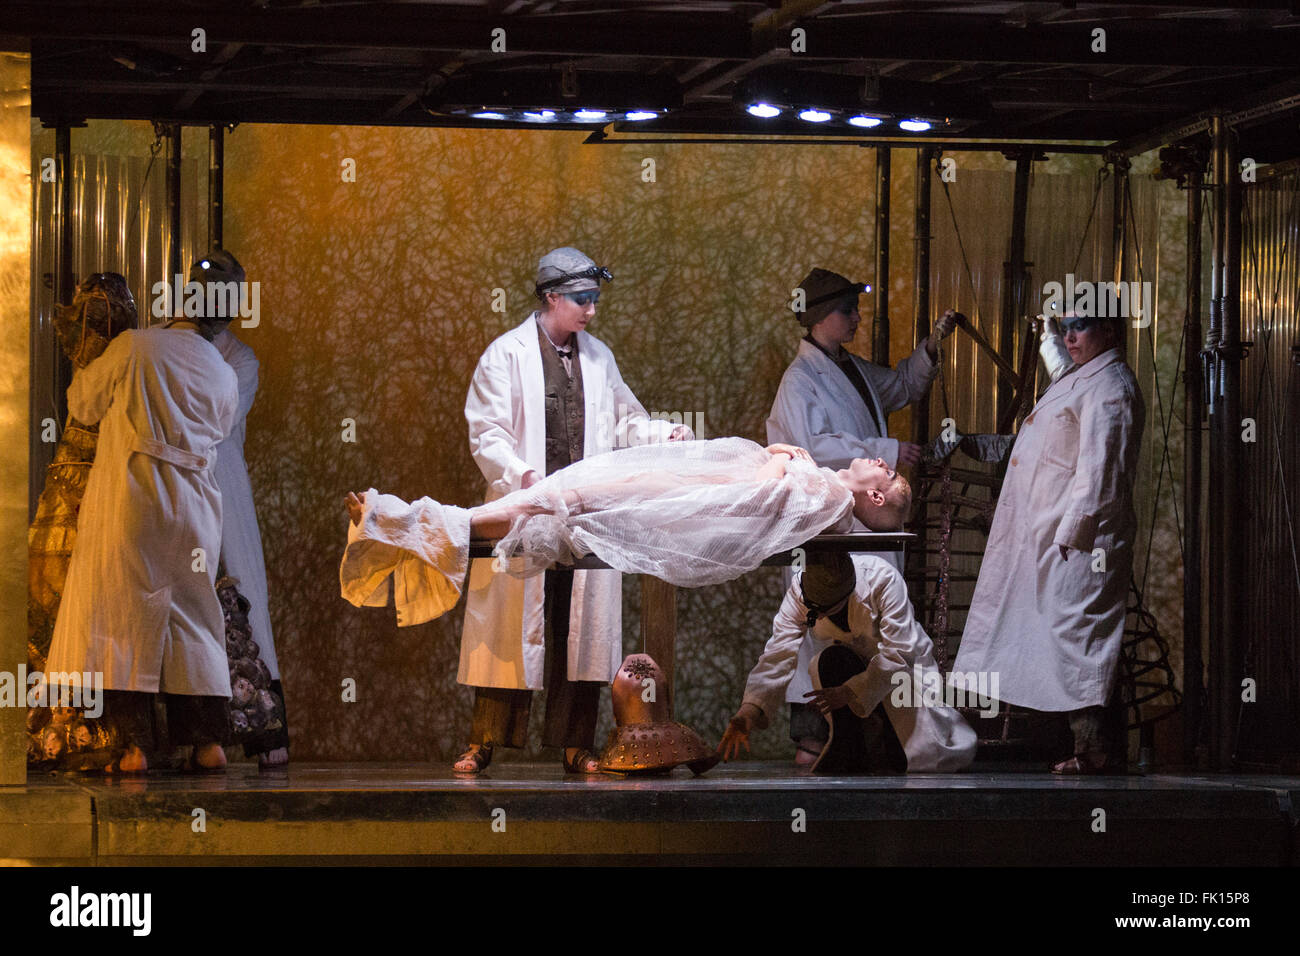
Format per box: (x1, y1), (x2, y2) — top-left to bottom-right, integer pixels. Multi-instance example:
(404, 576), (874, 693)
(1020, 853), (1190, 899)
(720, 551), (977, 773)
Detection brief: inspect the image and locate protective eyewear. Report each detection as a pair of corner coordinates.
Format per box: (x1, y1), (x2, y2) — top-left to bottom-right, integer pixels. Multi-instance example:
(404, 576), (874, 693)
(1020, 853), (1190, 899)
(536, 265), (614, 293)
(1060, 315), (1101, 335)
(565, 290), (600, 307)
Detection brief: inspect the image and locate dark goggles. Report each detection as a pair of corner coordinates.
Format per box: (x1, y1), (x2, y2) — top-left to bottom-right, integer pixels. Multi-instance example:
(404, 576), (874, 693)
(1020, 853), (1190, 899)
(1060, 314), (1102, 335)
(565, 290), (600, 306)
(536, 265), (613, 294)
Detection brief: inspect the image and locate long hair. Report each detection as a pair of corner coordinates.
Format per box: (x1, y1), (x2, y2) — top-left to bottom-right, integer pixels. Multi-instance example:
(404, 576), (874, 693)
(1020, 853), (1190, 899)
(52, 272), (138, 366)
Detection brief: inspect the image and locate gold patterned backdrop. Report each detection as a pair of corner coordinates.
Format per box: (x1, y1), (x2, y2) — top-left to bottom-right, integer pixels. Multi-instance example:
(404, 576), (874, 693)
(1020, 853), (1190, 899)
(32, 121), (1189, 762)
(223, 125), (892, 761)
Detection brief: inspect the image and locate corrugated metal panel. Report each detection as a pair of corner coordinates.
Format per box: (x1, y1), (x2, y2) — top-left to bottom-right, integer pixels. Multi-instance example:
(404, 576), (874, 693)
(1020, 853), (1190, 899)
(921, 158), (1186, 699)
(1237, 168), (1300, 766)
(29, 145), (202, 518)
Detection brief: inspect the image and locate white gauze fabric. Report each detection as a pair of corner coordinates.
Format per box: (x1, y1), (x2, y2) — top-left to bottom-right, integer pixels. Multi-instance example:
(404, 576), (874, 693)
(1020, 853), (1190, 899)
(494, 437), (855, 585)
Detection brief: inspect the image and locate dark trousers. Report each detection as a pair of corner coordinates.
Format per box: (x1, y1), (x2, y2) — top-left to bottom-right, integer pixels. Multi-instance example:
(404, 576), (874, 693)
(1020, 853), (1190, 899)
(102, 690), (231, 754)
(810, 643), (908, 774)
(469, 569), (601, 751)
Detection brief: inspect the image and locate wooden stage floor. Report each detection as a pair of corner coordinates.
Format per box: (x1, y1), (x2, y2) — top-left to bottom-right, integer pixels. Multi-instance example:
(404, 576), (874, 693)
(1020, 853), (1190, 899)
(3, 762), (1297, 866)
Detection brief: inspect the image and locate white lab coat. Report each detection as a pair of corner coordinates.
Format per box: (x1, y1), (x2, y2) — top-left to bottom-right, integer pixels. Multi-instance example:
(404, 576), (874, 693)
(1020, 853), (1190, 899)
(458, 313), (676, 690)
(47, 328), (238, 696)
(742, 554), (976, 772)
(953, 345), (1143, 711)
(212, 329), (279, 679)
(766, 338), (937, 470)
(766, 337), (937, 703)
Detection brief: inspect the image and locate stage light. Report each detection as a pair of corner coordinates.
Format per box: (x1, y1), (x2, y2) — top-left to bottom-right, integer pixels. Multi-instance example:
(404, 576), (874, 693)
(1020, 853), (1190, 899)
(798, 109), (832, 123)
(625, 111), (658, 121)
(523, 110), (557, 121)
(848, 115), (883, 129)
(574, 109), (607, 121)
(471, 111), (506, 120)
(746, 103), (781, 119)
(899, 119), (932, 132)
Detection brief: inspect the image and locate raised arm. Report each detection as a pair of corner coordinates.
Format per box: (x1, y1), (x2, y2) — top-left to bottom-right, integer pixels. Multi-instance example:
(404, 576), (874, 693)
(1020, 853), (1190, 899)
(67, 331), (132, 425)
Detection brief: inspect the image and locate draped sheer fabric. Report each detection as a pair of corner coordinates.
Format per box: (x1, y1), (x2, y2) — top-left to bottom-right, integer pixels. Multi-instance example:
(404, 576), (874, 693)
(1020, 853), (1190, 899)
(494, 437), (856, 586)
(341, 437), (857, 625)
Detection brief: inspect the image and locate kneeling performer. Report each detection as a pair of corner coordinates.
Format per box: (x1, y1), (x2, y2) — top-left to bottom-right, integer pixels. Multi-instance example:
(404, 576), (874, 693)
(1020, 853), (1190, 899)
(720, 552), (976, 773)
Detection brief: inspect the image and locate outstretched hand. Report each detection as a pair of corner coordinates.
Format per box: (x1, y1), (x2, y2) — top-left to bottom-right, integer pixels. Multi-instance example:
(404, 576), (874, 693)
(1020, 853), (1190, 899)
(346, 491), (366, 526)
(718, 709), (756, 762)
(804, 684), (854, 717)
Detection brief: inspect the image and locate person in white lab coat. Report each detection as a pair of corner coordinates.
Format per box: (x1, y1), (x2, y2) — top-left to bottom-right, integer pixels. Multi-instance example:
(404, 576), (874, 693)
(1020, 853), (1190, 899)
(953, 312), (1143, 774)
(453, 247), (689, 774)
(201, 250), (290, 769)
(719, 552), (976, 773)
(47, 273), (239, 774)
(766, 267), (957, 764)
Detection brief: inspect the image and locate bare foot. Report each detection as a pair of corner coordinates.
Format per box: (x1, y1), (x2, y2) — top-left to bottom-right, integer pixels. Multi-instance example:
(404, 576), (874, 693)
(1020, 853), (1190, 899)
(109, 745), (148, 774)
(258, 746), (289, 769)
(346, 491), (365, 525)
(192, 742), (227, 770)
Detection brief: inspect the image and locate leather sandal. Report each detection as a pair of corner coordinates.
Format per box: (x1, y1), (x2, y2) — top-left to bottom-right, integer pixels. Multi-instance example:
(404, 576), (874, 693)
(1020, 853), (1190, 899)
(562, 748), (601, 774)
(1051, 753), (1109, 775)
(452, 744), (493, 775)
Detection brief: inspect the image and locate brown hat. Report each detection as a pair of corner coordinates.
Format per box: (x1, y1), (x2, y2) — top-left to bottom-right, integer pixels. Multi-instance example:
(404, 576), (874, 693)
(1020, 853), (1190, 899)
(800, 551), (856, 626)
(597, 654), (719, 775)
(793, 267), (870, 329)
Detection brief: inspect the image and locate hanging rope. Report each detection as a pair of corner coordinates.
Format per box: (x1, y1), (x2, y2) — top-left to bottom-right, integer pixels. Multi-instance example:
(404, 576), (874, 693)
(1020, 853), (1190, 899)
(1123, 178), (1186, 591)
(124, 127), (164, 244)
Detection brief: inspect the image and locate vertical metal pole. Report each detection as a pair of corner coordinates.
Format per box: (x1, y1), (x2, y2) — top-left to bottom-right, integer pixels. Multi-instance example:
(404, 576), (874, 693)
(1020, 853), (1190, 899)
(1111, 155), (1129, 310)
(208, 124), (224, 251)
(1183, 165), (1204, 767)
(913, 146), (934, 444)
(1206, 118), (1225, 769)
(53, 124), (73, 423)
(1218, 121), (1243, 772)
(911, 146), (935, 629)
(1207, 114), (1242, 771)
(873, 146), (891, 365)
(166, 123), (182, 283)
(998, 149), (1031, 427)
